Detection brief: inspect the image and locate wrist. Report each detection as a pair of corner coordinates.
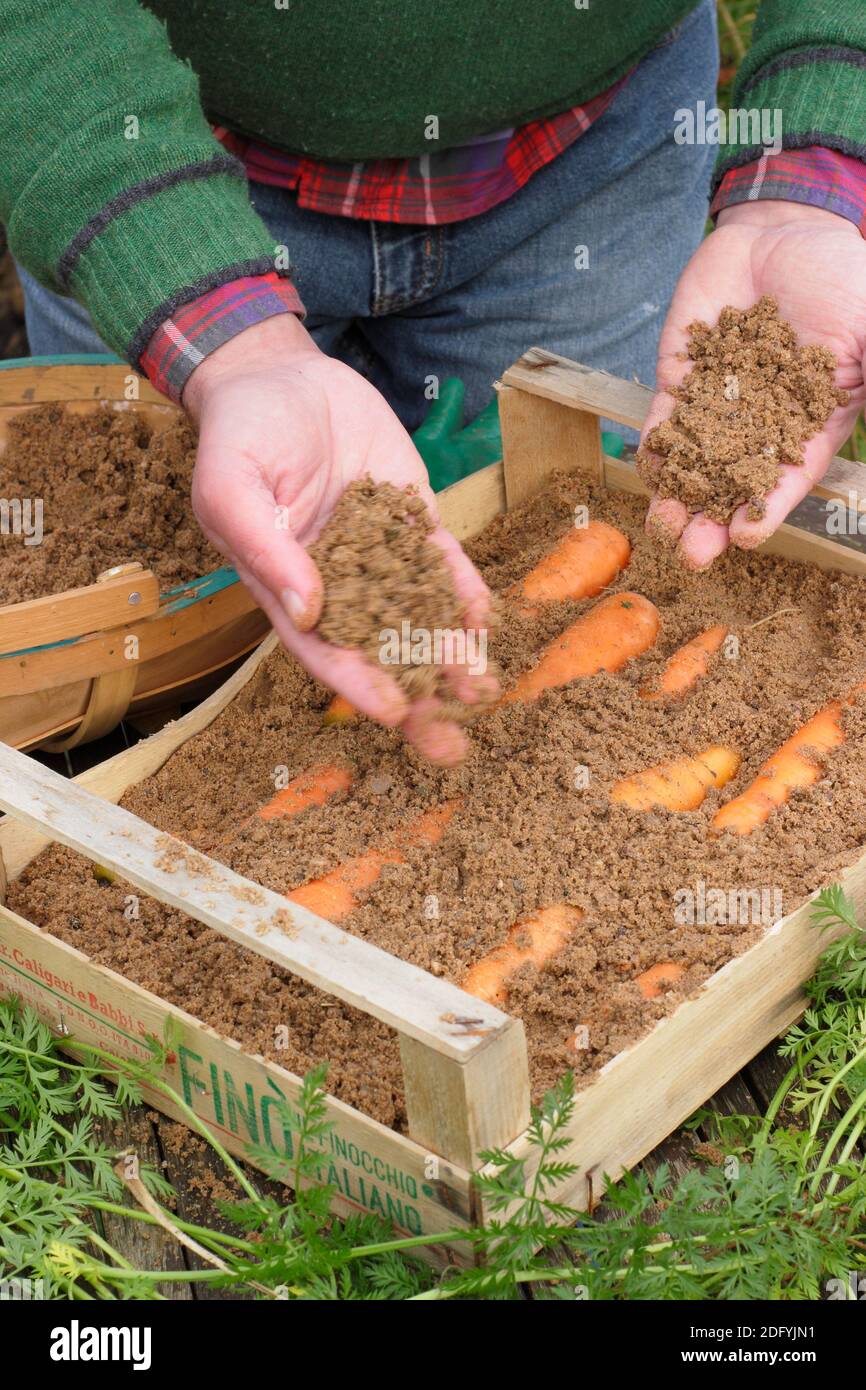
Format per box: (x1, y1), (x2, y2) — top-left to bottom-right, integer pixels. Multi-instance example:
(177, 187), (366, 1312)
(183, 312), (318, 418)
(716, 200), (859, 235)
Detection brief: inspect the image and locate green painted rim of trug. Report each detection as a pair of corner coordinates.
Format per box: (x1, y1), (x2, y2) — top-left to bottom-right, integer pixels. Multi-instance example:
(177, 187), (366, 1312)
(0, 353), (127, 369)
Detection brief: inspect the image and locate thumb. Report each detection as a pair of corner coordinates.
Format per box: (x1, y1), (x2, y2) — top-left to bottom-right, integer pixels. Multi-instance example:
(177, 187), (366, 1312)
(195, 467), (322, 631)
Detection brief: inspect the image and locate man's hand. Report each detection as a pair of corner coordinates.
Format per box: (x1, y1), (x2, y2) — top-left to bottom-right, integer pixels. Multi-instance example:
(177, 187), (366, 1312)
(642, 202), (866, 569)
(184, 314), (496, 764)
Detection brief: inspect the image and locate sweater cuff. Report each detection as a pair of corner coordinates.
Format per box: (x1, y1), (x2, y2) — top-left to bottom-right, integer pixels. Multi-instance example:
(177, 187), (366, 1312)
(711, 146), (866, 236)
(62, 168), (290, 365)
(712, 46), (866, 193)
(141, 272), (306, 403)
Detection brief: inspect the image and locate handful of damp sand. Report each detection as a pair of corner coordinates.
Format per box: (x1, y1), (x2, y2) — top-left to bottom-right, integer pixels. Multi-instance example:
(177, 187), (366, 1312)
(307, 477), (470, 703)
(637, 296), (848, 527)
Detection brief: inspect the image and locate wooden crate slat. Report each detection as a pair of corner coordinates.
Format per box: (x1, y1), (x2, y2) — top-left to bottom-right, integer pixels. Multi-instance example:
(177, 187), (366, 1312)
(501, 346), (866, 512)
(498, 381), (603, 508)
(0, 738), (515, 1063)
(602, 452), (866, 576)
(0, 362), (167, 407)
(0, 637), (278, 881)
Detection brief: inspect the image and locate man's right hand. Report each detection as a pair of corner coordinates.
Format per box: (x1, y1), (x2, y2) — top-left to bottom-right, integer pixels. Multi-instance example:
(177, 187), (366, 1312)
(183, 313), (497, 765)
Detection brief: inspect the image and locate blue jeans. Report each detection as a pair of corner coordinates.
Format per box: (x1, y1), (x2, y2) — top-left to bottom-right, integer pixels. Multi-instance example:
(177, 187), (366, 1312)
(18, 0), (717, 436)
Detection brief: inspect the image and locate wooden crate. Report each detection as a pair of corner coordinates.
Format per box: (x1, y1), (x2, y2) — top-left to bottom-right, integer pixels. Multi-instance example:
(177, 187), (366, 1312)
(1, 348), (865, 1262)
(0, 361), (269, 750)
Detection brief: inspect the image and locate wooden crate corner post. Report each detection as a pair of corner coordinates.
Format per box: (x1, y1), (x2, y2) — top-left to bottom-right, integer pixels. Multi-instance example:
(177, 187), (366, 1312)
(400, 1014), (530, 1172)
(496, 347), (605, 507)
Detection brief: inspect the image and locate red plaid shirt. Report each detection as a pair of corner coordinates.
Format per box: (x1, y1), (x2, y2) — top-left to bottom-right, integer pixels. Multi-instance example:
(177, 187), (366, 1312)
(142, 142), (866, 402)
(210, 76), (628, 227)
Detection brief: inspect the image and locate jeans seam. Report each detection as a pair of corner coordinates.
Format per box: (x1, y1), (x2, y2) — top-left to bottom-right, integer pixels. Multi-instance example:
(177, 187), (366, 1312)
(370, 221), (385, 315)
(370, 227), (445, 315)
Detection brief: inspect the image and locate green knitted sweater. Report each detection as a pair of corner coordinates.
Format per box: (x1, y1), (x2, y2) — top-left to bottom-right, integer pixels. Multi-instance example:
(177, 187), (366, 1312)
(1, 0), (864, 364)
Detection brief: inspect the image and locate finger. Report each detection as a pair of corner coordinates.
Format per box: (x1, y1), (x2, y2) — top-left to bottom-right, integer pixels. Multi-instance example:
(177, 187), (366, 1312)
(676, 513), (730, 571)
(729, 420), (856, 550)
(428, 525), (494, 629)
(727, 467), (814, 550)
(646, 494), (689, 544)
(444, 663), (501, 707)
(400, 698), (470, 767)
(198, 469), (323, 631)
(233, 561), (410, 727)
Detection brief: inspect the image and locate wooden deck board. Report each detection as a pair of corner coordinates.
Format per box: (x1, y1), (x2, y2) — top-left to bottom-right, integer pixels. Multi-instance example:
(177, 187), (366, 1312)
(90, 1109), (193, 1299)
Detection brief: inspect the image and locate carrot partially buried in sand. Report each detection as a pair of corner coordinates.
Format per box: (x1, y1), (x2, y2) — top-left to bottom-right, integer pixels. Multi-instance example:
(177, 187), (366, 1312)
(611, 746), (741, 813)
(711, 683), (866, 835)
(641, 624), (728, 701)
(209, 762), (353, 850)
(287, 800), (459, 923)
(257, 764), (353, 820)
(499, 592), (660, 705)
(322, 695), (358, 727)
(461, 904), (584, 1006)
(507, 521), (631, 615)
(636, 962), (685, 999)
(293, 594), (657, 916)
(325, 591), (656, 724)
(460, 902), (683, 1010)
(322, 521), (633, 723)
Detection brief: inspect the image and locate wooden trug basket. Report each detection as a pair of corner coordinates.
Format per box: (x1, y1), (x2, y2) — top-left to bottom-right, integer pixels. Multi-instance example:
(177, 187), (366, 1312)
(0, 361), (269, 750)
(1, 348), (865, 1266)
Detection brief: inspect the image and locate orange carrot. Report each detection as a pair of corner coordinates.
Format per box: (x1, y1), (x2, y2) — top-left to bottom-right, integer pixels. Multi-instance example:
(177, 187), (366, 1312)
(641, 624), (728, 700)
(636, 962), (685, 999)
(507, 521), (631, 614)
(287, 800), (460, 922)
(323, 695), (358, 726)
(611, 746), (741, 813)
(462, 904), (583, 1006)
(711, 688), (865, 835)
(499, 592), (660, 705)
(257, 764), (353, 821)
(208, 762), (352, 851)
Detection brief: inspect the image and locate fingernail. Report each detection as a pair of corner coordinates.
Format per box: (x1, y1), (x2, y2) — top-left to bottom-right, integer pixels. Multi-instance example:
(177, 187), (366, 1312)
(282, 588), (309, 627)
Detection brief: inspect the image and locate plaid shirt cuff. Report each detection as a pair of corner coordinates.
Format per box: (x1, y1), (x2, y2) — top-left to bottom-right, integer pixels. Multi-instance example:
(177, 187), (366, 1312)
(711, 146), (866, 236)
(141, 271), (305, 402)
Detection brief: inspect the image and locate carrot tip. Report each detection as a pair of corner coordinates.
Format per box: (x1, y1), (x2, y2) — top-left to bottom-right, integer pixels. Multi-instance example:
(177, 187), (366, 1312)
(323, 695), (358, 725)
(636, 961), (685, 999)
